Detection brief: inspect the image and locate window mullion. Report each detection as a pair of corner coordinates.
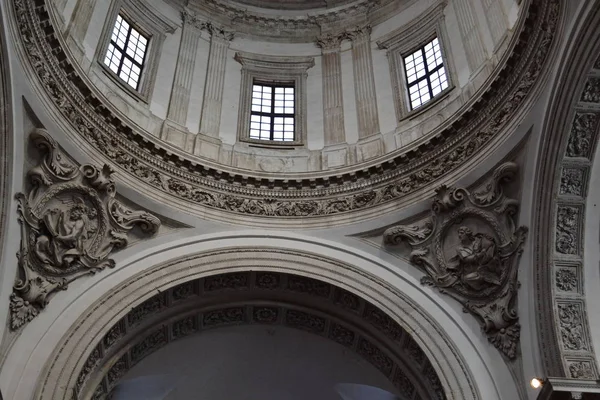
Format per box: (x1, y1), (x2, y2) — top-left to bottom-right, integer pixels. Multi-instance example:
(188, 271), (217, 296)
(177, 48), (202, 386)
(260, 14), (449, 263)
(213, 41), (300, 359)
(421, 47), (434, 100)
(116, 26), (133, 77)
(270, 85), (275, 140)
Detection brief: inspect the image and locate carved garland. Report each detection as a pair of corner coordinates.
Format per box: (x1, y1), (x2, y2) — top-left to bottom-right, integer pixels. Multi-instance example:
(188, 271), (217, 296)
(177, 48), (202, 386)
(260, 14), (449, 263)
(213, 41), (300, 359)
(12, 0), (558, 218)
(383, 162), (527, 359)
(9, 130), (161, 330)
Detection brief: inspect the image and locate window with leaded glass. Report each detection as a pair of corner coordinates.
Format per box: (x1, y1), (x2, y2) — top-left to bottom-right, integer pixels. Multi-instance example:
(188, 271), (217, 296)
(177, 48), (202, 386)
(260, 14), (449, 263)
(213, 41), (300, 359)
(104, 15), (148, 90)
(403, 37), (448, 110)
(250, 82), (295, 142)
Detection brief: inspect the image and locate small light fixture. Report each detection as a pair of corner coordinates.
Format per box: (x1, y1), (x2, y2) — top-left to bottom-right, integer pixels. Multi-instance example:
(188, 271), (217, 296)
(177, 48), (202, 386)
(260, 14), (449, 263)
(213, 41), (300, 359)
(530, 377), (544, 389)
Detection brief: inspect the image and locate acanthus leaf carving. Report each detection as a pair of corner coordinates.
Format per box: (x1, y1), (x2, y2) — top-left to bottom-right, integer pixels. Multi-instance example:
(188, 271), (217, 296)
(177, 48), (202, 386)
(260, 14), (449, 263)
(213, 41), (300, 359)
(10, 129), (161, 330)
(12, 0), (559, 221)
(383, 162), (528, 359)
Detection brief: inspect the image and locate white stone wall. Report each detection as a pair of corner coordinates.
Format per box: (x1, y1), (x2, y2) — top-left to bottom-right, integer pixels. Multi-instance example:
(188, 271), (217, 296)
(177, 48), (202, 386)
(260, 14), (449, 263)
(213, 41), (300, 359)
(53, 0), (517, 172)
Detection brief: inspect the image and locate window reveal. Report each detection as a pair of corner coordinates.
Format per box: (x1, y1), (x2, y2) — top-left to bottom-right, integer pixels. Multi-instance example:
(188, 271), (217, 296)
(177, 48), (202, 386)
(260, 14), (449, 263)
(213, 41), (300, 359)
(404, 37), (448, 110)
(104, 15), (148, 90)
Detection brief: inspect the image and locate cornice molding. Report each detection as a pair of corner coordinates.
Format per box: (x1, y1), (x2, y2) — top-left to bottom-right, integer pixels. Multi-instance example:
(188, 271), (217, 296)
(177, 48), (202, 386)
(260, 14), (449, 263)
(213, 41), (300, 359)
(234, 51), (315, 72)
(182, 0), (387, 41)
(11, 0), (559, 225)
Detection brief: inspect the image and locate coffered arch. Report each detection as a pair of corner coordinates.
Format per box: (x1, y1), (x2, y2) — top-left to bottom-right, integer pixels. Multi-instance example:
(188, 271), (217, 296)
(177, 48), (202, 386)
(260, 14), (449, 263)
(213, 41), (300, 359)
(533, 0), (600, 384)
(0, 233), (521, 400)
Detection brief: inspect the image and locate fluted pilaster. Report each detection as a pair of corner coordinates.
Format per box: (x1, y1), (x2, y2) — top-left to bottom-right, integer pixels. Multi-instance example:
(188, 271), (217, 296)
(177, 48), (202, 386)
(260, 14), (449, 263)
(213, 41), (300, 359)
(453, 0), (486, 71)
(166, 11), (202, 126)
(65, 0), (97, 41)
(199, 23), (234, 137)
(347, 25), (379, 139)
(481, 0), (507, 47)
(317, 33), (346, 146)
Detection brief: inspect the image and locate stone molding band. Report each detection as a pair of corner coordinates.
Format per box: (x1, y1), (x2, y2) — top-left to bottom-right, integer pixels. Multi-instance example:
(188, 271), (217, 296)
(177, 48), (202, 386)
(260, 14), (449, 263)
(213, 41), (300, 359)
(9, 0), (559, 223)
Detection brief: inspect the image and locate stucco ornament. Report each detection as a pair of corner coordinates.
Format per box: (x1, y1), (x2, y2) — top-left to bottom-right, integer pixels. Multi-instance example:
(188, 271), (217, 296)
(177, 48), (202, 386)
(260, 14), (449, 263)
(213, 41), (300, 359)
(383, 162), (528, 359)
(10, 130), (161, 330)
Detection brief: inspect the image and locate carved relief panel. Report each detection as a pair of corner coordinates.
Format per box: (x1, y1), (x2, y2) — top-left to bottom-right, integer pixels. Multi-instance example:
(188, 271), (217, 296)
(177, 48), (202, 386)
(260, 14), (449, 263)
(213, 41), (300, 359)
(10, 130), (161, 330)
(383, 163), (527, 359)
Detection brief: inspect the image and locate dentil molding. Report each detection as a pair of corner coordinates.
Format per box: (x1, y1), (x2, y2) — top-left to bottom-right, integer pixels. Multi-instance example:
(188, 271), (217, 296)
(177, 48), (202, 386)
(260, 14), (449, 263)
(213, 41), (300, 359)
(383, 162), (527, 359)
(9, 130), (161, 330)
(11, 0), (559, 224)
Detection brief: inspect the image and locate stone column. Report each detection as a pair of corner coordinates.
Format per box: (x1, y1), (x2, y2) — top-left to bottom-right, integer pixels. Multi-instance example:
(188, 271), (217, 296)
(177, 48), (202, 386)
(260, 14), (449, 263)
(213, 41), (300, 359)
(199, 23), (234, 137)
(347, 25), (379, 139)
(452, 0), (487, 71)
(317, 33), (346, 146)
(166, 11), (202, 126)
(65, 0), (97, 41)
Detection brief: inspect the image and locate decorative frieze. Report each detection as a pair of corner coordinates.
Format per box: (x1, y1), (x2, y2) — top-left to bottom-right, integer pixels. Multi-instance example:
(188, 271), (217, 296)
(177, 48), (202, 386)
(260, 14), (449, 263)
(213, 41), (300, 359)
(317, 33), (346, 145)
(555, 205), (582, 256)
(199, 23), (234, 137)
(383, 162), (528, 359)
(568, 360), (596, 379)
(13, 0), (559, 221)
(556, 267), (578, 293)
(559, 167), (586, 196)
(347, 25), (380, 138)
(566, 112), (599, 159)
(581, 77), (600, 103)
(558, 302), (589, 351)
(9, 130), (160, 330)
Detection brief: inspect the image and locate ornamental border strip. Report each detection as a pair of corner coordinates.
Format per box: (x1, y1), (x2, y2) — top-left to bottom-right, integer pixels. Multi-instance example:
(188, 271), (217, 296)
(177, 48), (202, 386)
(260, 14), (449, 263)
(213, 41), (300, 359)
(12, 0), (558, 218)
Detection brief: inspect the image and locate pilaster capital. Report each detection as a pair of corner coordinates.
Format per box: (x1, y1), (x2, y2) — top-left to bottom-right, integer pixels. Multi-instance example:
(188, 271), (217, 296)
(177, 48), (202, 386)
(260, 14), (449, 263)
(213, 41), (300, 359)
(205, 22), (235, 42)
(315, 32), (345, 52)
(181, 9), (205, 31)
(346, 25), (372, 42)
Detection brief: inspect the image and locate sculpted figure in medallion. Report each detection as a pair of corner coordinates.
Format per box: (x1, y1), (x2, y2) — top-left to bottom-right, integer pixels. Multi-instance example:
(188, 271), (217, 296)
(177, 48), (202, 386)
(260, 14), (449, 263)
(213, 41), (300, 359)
(383, 162), (527, 359)
(10, 130), (161, 330)
(449, 226), (500, 290)
(35, 198), (97, 268)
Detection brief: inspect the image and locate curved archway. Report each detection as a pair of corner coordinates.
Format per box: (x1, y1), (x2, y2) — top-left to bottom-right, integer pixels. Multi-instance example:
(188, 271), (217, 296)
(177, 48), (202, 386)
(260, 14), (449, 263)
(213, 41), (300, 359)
(533, 0), (600, 381)
(76, 270), (442, 399)
(18, 238), (495, 400)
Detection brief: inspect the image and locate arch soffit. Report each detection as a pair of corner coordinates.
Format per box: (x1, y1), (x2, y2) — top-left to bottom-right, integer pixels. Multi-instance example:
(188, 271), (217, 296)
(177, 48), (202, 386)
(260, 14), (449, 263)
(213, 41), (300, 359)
(534, 0), (600, 380)
(76, 270), (443, 400)
(32, 245), (486, 400)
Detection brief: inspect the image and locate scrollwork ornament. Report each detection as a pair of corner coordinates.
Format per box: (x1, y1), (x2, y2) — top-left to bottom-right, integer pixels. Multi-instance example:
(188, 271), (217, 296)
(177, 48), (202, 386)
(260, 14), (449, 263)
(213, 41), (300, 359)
(9, 130), (161, 330)
(383, 162), (528, 359)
